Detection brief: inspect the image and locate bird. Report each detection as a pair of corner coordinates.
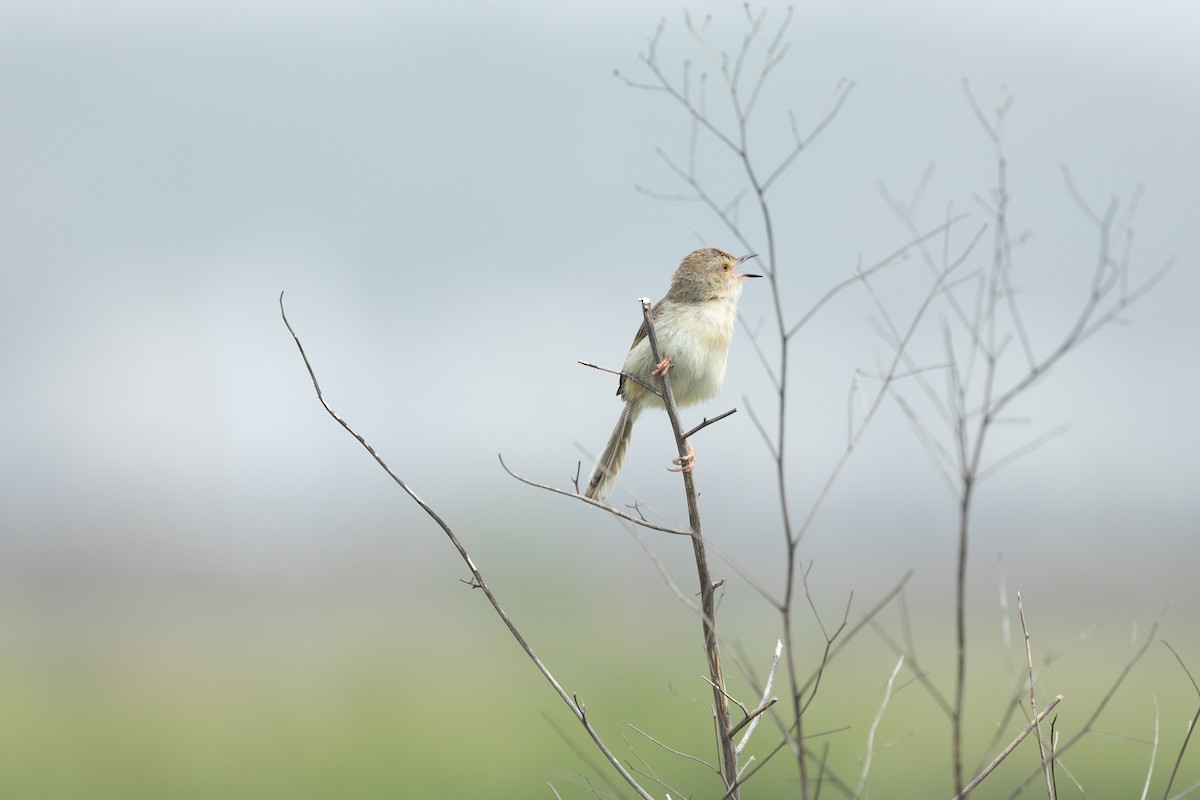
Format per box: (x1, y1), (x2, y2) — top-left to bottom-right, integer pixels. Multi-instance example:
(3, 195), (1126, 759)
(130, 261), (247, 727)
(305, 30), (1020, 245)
(584, 247), (760, 500)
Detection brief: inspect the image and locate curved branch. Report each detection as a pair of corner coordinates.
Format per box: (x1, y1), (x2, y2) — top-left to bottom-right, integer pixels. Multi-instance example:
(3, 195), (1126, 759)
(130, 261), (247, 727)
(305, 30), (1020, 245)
(279, 293), (654, 800)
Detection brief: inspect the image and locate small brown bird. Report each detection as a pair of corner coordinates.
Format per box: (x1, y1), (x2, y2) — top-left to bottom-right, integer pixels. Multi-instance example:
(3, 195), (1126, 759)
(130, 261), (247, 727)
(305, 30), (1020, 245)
(584, 247), (760, 500)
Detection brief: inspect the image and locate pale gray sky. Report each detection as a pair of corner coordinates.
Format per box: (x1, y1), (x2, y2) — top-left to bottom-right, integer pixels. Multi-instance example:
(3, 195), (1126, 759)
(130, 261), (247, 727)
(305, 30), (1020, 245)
(2, 0), (1197, 620)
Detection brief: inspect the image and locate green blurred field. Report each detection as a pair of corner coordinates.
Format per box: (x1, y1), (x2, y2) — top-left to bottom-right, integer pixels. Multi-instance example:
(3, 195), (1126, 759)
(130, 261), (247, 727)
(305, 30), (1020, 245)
(4, 561), (1193, 800)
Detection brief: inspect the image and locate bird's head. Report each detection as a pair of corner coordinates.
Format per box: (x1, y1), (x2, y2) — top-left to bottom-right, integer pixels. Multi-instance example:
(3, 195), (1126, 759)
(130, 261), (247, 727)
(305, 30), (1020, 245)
(668, 247), (761, 302)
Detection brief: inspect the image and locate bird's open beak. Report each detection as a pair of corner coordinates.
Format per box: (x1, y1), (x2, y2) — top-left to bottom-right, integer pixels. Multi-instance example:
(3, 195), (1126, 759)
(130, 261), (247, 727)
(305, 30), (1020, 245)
(737, 253), (762, 278)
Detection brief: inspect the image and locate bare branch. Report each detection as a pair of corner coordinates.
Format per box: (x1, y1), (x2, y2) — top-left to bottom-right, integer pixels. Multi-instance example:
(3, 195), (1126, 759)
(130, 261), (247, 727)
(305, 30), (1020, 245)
(743, 8), (793, 119)
(954, 695), (1064, 800)
(637, 298), (741, 794)
(499, 456), (693, 537)
(1141, 696), (1160, 800)
(651, 145), (758, 256)
(734, 641), (782, 753)
(741, 394), (780, 460)
(798, 570), (916, 697)
(628, 723), (721, 773)
(785, 213), (973, 338)
(1059, 163), (1103, 227)
(976, 616), (1102, 774)
(683, 408), (740, 439)
(1168, 778), (1200, 800)
(577, 359), (663, 397)
(1018, 593), (1055, 798)
(961, 77), (1011, 146)
(738, 311), (782, 391)
(624, 734), (693, 800)
(855, 656), (906, 797)
(544, 715), (628, 800)
(761, 80), (855, 193)
(280, 293), (654, 800)
(625, 520), (699, 614)
(1004, 620), (1159, 799)
(1161, 641), (1200, 800)
(794, 243), (974, 545)
(633, 183), (702, 202)
(976, 422), (1073, 483)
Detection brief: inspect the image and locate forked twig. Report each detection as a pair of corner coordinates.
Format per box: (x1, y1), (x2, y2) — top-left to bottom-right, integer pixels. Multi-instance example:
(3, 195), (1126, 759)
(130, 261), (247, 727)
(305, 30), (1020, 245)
(953, 695), (1064, 800)
(733, 640), (783, 752)
(1004, 620), (1159, 799)
(499, 456), (693, 536)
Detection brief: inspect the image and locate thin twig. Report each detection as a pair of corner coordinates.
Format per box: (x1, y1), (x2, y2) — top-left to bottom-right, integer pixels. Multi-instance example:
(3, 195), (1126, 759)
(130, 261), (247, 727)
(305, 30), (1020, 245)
(954, 695), (1064, 800)
(1161, 641), (1200, 800)
(1018, 593), (1055, 798)
(628, 724), (720, 773)
(1004, 620), (1159, 799)
(499, 455), (693, 536)
(683, 408), (740, 439)
(543, 715), (627, 800)
(734, 639), (783, 752)
(1142, 696), (1160, 800)
(786, 213), (971, 338)
(975, 614), (1101, 776)
(976, 422), (1073, 483)
(799, 570), (916, 697)
(578, 359), (662, 397)
(855, 656), (905, 798)
(866, 616), (954, 719)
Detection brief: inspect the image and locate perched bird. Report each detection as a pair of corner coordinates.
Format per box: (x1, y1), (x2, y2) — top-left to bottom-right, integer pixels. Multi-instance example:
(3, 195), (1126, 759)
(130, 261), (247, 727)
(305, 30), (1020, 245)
(584, 247), (760, 500)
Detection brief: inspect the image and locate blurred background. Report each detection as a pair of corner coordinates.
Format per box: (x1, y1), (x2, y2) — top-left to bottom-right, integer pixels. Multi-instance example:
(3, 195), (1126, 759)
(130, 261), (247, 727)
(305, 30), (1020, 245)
(2, 0), (1197, 797)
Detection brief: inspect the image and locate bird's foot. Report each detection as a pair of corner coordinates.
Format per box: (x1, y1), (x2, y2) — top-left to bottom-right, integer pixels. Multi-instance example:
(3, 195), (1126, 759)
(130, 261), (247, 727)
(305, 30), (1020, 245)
(668, 440), (696, 473)
(651, 355), (673, 377)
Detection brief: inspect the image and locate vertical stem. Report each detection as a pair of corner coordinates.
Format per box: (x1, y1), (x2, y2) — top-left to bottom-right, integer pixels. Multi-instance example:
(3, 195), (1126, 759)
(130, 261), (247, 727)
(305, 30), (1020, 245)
(752, 159), (810, 800)
(689, 491), (738, 795)
(954, 476), (974, 797)
(639, 300), (740, 797)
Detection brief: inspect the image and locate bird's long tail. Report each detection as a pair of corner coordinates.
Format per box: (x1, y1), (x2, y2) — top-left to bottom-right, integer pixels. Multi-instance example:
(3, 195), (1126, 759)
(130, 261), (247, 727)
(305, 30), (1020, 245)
(584, 403), (640, 500)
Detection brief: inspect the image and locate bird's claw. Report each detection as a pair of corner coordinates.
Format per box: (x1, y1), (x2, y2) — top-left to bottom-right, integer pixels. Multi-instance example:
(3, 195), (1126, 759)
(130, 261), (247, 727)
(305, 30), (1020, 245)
(668, 441), (697, 473)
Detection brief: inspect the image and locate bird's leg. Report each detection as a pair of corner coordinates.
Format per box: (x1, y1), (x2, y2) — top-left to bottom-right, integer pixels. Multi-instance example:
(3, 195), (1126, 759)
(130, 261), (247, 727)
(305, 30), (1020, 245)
(651, 355), (673, 377)
(668, 440), (696, 473)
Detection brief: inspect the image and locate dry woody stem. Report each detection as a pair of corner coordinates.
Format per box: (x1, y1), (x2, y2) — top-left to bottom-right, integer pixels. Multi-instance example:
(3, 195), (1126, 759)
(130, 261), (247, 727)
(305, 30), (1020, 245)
(637, 297), (742, 796)
(280, 293), (656, 800)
